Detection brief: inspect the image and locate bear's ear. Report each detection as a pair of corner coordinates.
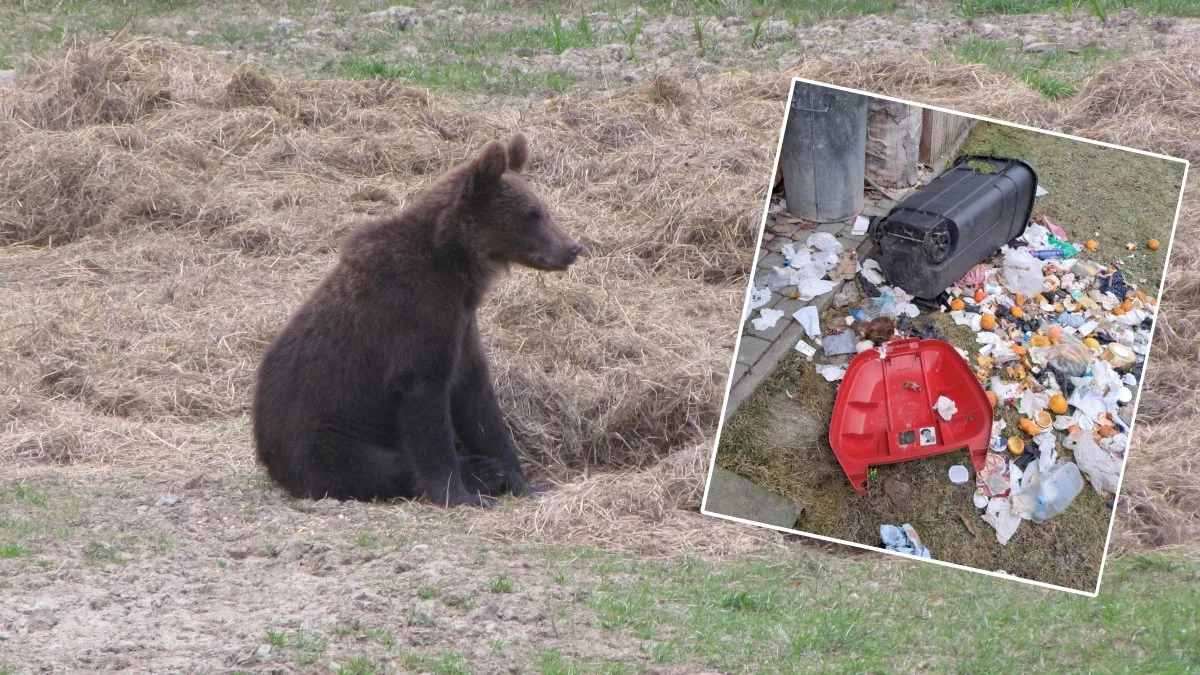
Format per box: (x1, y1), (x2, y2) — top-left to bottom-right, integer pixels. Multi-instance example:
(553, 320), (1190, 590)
(471, 140), (508, 189)
(507, 132), (529, 174)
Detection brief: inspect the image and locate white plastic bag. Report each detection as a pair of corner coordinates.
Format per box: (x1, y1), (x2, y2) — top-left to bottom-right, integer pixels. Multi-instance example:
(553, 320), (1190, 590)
(806, 231), (844, 254)
(1001, 248), (1045, 297)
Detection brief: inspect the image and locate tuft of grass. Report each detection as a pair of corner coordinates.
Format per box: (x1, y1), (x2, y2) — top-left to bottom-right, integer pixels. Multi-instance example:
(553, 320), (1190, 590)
(326, 55), (575, 96)
(693, 17), (710, 55)
(333, 618), (396, 647)
(718, 589), (775, 612)
(747, 18), (764, 48)
(402, 650), (472, 675)
(0, 543), (26, 558)
(212, 21), (269, 46)
(538, 648), (581, 675)
(419, 586), (439, 600)
(266, 629), (329, 666)
(337, 657), (378, 675)
(443, 594), (472, 611)
(1086, 0), (1108, 22)
(265, 629), (287, 648)
(490, 573), (514, 593)
(356, 530), (379, 549)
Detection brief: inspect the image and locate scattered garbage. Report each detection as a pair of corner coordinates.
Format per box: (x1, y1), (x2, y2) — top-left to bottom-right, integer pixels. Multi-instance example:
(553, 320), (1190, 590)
(821, 330), (858, 357)
(851, 214), (871, 236)
(751, 308), (784, 332)
(807, 231), (844, 253)
(858, 317), (896, 345)
(981, 497), (1022, 545)
(1064, 429), (1122, 496)
(816, 365), (846, 382)
(793, 306), (821, 340)
(794, 338), (817, 360)
(1011, 462), (1085, 524)
(751, 152), (1155, 556)
(881, 523), (931, 558)
(948, 465), (970, 484)
(1001, 248), (1045, 297)
(934, 395), (958, 421)
(748, 286), (772, 312)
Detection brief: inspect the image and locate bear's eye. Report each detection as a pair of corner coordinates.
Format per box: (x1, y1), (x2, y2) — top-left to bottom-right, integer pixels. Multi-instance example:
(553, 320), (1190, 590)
(526, 209), (540, 222)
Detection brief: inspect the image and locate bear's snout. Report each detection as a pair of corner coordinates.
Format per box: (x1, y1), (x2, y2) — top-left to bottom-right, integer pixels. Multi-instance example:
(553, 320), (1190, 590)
(565, 242), (583, 264)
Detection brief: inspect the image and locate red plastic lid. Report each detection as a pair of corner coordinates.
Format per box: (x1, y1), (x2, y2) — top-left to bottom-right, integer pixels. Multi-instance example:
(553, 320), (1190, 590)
(828, 338), (993, 495)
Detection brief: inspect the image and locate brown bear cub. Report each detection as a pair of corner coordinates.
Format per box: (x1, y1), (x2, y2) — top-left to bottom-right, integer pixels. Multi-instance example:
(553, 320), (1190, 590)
(252, 133), (581, 507)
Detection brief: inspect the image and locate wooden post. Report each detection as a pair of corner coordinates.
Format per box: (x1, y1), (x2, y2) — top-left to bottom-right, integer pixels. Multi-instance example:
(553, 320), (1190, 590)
(779, 81), (868, 224)
(865, 98), (921, 189)
(920, 110), (976, 174)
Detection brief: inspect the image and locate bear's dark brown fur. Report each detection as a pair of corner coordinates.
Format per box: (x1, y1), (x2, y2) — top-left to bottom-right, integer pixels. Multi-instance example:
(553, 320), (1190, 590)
(252, 133), (581, 506)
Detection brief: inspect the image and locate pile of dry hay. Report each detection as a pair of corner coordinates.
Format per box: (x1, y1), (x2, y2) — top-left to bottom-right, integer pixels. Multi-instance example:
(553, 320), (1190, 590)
(3, 37), (1198, 557)
(0, 38), (778, 529)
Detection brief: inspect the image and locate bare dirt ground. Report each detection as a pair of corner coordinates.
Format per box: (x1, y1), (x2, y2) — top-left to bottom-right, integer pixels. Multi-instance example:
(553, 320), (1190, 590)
(2, 1), (1200, 671)
(0, 476), (746, 672)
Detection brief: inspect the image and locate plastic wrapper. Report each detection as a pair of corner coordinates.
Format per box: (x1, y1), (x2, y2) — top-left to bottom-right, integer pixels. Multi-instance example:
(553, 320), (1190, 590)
(1045, 333), (1092, 378)
(1001, 248), (1045, 297)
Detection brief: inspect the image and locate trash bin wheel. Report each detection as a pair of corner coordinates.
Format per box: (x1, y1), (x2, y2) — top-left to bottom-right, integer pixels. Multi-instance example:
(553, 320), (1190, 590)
(923, 224), (952, 264)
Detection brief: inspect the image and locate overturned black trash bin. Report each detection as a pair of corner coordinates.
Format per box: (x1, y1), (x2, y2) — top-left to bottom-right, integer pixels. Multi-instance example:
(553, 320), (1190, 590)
(871, 155), (1038, 300)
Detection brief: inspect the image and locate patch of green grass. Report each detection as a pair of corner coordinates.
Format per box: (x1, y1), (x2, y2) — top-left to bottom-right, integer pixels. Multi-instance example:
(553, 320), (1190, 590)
(443, 593), (472, 611)
(402, 650), (472, 675)
(356, 530), (380, 549)
(538, 648), (581, 675)
(325, 55), (575, 97)
(418, 586), (440, 600)
(265, 629), (287, 648)
(0, 543), (26, 558)
(212, 21), (270, 46)
(332, 618), (396, 647)
(956, 0), (1200, 18)
(0, 484), (48, 507)
(337, 655), (379, 675)
(490, 573), (515, 593)
(567, 550), (1200, 671)
(84, 539), (127, 566)
(266, 629), (329, 666)
(149, 536), (177, 554)
(951, 37), (1125, 99)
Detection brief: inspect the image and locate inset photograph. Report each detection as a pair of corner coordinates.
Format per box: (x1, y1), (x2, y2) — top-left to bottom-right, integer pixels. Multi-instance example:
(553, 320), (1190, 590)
(703, 79), (1188, 595)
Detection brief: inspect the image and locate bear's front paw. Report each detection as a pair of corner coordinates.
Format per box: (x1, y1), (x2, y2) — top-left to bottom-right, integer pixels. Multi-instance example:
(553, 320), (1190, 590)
(433, 488), (498, 508)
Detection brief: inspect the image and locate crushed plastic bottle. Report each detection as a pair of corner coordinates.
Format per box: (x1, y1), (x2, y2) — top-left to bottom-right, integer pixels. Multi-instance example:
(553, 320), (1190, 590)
(1020, 462), (1085, 524)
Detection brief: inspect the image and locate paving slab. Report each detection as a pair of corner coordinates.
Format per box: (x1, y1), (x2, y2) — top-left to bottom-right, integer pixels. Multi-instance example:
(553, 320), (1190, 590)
(704, 467), (803, 530)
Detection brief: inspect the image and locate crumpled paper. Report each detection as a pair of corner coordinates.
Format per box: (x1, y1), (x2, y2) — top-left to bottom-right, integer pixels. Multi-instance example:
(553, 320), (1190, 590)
(748, 286), (772, 311)
(982, 497), (1022, 545)
(793, 306), (820, 340)
(935, 395), (958, 421)
(807, 231), (844, 253)
(816, 364), (846, 382)
(752, 308), (784, 332)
